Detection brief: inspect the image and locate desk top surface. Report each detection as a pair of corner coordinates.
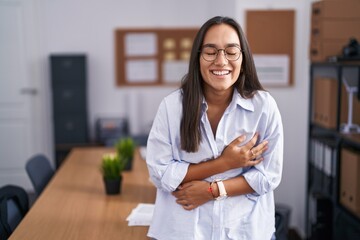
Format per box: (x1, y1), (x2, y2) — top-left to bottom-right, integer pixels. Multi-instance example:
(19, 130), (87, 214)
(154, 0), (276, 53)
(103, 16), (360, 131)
(10, 147), (156, 240)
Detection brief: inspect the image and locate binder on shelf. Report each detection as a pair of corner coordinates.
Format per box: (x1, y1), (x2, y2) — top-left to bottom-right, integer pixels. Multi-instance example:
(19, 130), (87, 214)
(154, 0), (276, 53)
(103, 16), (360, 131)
(311, 139), (336, 177)
(340, 148), (360, 218)
(313, 77), (338, 129)
(309, 139), (337, 197)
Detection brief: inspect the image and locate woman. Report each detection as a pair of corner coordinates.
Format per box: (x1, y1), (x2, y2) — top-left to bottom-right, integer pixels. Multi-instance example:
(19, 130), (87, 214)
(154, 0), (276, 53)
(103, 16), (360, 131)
(146, 16), (283, 240)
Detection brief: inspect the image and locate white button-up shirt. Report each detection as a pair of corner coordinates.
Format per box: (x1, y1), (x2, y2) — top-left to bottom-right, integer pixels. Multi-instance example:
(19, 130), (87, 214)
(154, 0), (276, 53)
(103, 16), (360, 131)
(146, 89), (283, 240)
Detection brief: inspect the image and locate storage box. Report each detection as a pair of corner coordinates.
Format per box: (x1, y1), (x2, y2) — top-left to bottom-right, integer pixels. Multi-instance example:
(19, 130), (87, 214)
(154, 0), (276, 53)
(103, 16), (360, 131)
(310, 1), (360, 62)
(309, 19), (360, 61)
(311, 19), (360, 41)
(340, 148), (360, 218)
(313, 77), (339, 128)
(312, 1), (360, 20)
(310, 39), (346, 62)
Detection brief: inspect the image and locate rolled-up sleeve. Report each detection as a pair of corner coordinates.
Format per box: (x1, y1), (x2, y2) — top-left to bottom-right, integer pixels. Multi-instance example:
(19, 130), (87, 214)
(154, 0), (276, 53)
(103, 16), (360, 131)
(146, 99), (189, 192)
(243, 96), (284, 199)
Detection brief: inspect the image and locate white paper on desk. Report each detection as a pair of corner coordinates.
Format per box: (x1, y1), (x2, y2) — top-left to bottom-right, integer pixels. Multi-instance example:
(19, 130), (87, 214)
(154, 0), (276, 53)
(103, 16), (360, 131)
(139, 146), (147, 160)
(127, 203), (154, 226)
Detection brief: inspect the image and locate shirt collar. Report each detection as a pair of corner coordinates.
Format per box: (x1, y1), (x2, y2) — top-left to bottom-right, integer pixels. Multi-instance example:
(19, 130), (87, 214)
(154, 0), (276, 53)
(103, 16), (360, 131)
(201, 88), (255, 116)
(201, 97), (208, 116)
(230, 89), (254, 113)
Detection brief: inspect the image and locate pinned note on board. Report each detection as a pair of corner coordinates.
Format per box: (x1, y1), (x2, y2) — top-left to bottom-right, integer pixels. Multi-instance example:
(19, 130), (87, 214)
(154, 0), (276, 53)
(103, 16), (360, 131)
(115, 28), (198, 86)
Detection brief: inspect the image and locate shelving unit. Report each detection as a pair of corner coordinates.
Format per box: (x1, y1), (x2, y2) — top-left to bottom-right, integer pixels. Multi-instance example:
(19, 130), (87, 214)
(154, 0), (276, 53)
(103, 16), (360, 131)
(306, 62), (360, 239)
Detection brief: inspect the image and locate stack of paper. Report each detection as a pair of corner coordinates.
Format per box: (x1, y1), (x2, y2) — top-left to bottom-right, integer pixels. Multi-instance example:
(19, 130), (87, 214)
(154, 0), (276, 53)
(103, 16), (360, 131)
(126, 203), (154, 226)
(139, 146), (147, 160)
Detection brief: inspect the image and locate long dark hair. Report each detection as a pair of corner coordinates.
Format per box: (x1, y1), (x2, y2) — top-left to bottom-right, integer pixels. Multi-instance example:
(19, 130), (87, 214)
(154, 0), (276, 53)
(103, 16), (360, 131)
(180, 16), (264, 152)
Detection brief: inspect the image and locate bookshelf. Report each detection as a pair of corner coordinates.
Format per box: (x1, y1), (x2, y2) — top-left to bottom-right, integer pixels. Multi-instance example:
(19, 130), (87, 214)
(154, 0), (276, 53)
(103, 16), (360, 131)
(306, 62), (360, 239)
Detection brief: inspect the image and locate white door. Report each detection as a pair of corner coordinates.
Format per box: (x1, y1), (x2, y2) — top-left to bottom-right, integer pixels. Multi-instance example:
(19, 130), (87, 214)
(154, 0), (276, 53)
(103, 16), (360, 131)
(0, 0), (49, 190)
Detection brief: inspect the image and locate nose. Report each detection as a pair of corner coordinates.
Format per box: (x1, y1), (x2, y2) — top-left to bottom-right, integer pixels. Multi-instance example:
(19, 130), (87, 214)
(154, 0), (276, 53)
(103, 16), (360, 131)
(214, 49), (228, 66)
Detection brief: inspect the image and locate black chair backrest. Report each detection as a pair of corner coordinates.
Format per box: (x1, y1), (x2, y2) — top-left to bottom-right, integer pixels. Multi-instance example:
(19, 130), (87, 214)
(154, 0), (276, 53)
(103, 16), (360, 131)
(0, 185), (29, 240)
(25, 154), (54, 195)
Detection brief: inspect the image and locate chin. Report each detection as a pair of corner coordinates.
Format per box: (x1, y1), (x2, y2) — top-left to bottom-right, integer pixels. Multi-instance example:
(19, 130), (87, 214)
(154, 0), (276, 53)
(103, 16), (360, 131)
(213, 85), (233, 92)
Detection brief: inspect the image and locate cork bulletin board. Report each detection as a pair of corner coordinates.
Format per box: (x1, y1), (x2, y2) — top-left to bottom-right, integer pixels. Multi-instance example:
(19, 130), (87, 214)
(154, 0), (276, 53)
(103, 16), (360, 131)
(115, 28), (198, 86)
(246, 10), (295, 86)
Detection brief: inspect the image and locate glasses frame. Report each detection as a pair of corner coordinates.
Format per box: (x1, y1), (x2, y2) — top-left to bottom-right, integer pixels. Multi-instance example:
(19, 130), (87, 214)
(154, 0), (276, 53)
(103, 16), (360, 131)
(199, 46), (243, 62)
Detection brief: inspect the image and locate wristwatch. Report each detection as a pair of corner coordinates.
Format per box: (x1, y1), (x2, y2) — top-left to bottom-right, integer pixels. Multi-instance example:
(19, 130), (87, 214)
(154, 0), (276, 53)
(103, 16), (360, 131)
(215, 179), (227, 200)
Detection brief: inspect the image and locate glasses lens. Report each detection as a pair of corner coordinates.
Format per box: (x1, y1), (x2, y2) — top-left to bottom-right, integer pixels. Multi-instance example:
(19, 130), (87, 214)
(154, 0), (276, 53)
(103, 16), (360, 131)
(201, 46), (241, 61)
(201, 47), (217, 61)
(225, 46), (241, 61)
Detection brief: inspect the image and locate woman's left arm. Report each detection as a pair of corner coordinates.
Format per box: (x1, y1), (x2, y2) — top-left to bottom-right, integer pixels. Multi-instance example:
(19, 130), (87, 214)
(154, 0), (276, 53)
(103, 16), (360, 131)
(241, 96), (284, 199)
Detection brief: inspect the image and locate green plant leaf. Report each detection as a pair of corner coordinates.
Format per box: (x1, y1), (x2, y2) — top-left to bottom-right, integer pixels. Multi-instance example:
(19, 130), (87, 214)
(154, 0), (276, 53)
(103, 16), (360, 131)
(115, 137), (136, 161)
(101, 153), (127, 180)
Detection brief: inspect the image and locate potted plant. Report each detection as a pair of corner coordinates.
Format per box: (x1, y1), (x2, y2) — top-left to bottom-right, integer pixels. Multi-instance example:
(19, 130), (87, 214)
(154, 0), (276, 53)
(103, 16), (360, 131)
(115, 137), (136, 170)
(101, 153), (127, 195)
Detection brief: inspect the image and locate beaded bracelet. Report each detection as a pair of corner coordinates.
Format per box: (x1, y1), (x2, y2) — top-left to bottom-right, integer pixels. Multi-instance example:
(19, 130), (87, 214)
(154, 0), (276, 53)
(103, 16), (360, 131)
(207, 181), (216, 199)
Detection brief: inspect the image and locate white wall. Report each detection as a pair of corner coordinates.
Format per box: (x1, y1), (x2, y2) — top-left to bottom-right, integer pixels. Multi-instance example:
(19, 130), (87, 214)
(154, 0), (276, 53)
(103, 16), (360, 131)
(42, 0), (213, 136)
(41, 0), (313, 237)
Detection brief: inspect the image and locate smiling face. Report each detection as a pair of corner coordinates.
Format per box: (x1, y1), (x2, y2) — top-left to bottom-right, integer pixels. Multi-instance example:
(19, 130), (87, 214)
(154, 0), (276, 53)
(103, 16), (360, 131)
(200, 23), (242, 95)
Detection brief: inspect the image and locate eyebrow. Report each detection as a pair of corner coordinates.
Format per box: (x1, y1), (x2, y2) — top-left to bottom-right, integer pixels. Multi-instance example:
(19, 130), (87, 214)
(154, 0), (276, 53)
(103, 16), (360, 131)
(202, 43), (241, 48)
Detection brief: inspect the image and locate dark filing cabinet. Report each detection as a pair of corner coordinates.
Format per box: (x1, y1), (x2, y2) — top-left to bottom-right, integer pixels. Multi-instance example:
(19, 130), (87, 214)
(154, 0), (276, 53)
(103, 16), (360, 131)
(50, 54), (89, 167)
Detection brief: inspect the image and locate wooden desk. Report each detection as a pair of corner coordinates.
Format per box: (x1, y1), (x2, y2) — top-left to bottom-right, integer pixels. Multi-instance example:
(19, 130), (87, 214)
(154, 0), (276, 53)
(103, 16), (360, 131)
(10, 147), (156, 240)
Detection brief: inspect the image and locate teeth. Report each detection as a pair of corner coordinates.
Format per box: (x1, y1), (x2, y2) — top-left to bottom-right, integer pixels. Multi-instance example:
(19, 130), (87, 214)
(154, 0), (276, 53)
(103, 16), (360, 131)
(212, 70), (230, 76)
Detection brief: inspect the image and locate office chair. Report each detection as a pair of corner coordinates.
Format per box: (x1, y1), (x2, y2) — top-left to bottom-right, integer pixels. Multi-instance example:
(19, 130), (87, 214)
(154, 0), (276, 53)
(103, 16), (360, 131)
(0, 185), (29, 240)
(25, 154), (54, 196)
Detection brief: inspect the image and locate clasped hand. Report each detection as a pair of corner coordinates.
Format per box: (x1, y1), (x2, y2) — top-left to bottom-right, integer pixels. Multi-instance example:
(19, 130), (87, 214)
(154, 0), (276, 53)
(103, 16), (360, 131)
(221, 132), (268, 169)
(172, 181), (212, 210)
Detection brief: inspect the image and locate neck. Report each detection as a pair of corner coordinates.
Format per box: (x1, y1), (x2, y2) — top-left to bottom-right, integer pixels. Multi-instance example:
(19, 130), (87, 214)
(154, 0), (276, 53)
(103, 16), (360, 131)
(204, 88), (233, 106)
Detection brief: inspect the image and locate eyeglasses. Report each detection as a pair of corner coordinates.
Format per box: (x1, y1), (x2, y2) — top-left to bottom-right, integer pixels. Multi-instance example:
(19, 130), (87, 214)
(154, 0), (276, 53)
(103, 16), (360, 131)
(200, 46), (243, 62)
